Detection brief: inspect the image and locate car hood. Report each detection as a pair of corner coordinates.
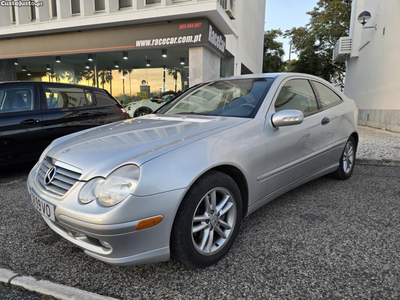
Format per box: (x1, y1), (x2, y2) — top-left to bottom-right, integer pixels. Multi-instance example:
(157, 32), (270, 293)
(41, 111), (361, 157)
(46, 114), (249, 180)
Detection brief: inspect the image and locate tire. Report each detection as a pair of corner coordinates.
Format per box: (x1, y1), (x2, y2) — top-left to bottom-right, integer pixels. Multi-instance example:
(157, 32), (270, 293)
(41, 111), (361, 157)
(330, 136), (357, 180)
(133, 106), (153, 117)
(171, 171), (242, 268)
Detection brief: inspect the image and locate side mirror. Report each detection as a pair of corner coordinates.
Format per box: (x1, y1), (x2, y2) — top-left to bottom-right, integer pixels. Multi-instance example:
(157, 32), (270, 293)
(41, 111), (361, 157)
(271, 109), (304, 127)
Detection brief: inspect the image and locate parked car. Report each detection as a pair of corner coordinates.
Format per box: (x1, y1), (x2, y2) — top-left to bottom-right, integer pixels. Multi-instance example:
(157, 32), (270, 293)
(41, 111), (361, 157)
(27, 73), (358, 268)
(125, 91), (178, 117)
(0, 81), (128, 166)
(150, 91), (178, 103)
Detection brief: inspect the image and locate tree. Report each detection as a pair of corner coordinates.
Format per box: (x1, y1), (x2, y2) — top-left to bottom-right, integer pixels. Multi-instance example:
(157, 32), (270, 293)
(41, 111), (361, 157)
(285, 0), (352, 88)
(76, 70), (96, 86)
(263, 29), (286, 73)
(98, 70), (113, 90)
(167, 67), (182, 92)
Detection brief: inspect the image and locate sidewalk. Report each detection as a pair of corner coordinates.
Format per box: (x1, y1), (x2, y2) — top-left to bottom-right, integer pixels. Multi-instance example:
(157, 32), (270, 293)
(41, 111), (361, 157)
(356, 125), (400, 166)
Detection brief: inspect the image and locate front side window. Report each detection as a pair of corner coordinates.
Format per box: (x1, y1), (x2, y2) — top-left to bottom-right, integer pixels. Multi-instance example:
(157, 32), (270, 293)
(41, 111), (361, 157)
(275, 79), (318, 117)
(312, 81), (342, 108)
(0, 86), (35, 114)
(43, 86), (94, 109)
(158, 79), (272, 118)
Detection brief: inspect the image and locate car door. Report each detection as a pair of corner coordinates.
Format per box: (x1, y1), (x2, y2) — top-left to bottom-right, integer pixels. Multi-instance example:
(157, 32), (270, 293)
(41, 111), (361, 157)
(40, 84), (99, 146)
(0, 83), (44, 165)
(310, 80), (346, 164)
(264, 78), (332, 194)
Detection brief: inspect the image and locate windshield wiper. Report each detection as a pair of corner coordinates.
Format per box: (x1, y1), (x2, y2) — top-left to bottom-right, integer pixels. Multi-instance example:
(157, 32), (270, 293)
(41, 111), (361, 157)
(174, 112), (208, 115)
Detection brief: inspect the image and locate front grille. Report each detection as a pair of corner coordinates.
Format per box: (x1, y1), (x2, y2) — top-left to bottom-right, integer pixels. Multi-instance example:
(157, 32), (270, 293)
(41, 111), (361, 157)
(36, 156), (82, 197)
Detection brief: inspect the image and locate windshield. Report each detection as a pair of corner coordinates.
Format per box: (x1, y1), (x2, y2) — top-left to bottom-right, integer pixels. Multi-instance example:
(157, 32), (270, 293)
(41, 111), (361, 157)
(157, 78), (273, 118)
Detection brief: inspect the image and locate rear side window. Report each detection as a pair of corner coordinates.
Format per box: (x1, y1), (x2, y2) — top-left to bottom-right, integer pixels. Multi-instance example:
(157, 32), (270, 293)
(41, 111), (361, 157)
(275, 79), (318, 117)
(43, 85), (94, 109)
(0, 86), (35, 114)
(94, 91), (116, 107)
(312, 81), (342, 108)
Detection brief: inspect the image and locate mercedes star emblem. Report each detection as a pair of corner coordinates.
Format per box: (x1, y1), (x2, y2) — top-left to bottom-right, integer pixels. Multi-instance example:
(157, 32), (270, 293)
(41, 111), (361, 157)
(44, 166), (57, 185)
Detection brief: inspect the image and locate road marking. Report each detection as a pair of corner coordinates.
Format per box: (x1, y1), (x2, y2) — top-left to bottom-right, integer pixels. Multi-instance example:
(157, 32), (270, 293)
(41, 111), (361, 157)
(0, 268), (117, 300)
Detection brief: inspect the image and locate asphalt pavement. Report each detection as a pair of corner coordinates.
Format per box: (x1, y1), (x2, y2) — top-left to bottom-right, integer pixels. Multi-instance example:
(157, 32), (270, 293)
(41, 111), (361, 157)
(0, 163), (399, 299)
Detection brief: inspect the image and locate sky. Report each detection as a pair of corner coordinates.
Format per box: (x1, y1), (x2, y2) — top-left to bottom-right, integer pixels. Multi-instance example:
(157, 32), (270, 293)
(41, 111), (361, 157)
(264, 0), (318, 61)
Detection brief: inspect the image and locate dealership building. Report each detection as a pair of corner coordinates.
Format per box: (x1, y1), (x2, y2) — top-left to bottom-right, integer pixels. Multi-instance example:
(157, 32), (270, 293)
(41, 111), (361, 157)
(0, 0), (266, 101)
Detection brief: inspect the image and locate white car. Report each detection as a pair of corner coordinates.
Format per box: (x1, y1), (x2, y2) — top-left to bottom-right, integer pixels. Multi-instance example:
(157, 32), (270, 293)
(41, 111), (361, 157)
(125, 92), (177, 117)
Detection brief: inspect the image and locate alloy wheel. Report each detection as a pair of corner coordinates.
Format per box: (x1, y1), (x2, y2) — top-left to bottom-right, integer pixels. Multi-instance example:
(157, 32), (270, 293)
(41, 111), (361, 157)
(191, 187), (237, 256)
(343, 140), (355, 174)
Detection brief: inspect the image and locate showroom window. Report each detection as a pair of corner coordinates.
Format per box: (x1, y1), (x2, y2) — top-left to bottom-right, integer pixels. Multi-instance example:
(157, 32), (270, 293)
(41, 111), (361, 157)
(119, 0), (132, 8)
(51, 0), (57, 18)
(275, 79), (318, 117)
(312, 81), (343, 108)
(95, 0), (106, 11)
(43, 85), (94, 109)
(0, 86), (35, 114)
(71, 0), (80, 14)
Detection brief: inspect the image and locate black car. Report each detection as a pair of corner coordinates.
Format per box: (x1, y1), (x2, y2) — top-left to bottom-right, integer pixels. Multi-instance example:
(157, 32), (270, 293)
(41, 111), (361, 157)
(0, 81), (128, 166)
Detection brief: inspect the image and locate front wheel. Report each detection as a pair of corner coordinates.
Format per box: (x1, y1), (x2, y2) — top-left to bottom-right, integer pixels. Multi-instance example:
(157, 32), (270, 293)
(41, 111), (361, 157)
(330, 136), (357, 180)
(133, 106), (153, 117)
(171, 171), (242, 268)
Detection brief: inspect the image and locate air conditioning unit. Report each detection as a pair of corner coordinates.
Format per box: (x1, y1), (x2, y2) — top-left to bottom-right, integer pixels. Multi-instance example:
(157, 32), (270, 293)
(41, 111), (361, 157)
(333, 37), (352, 62)
(218, 0), (235, 20)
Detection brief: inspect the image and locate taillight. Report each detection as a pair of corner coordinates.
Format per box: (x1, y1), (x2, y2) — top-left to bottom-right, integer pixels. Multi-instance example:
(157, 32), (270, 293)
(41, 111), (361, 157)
(116, 104), (128, 118)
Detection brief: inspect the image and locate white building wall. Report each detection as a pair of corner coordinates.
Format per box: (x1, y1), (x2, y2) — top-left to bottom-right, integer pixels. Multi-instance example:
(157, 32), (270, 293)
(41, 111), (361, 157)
(344, 0), (400, 132)
(226, 0), (265, 75)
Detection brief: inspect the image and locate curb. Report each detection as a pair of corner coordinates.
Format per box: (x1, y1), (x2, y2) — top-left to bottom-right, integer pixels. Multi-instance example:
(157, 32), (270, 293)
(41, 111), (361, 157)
(0, 268), (118, 300)
(356, 158), (400, 167)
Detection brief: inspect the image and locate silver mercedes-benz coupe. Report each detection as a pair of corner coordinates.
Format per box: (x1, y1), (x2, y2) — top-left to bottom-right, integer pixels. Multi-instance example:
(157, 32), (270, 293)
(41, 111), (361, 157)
(27, 73), (358, 268)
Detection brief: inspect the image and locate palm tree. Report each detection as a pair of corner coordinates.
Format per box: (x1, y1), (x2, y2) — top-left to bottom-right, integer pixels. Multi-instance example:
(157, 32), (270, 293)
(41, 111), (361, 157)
(167, 67), (182, 93)
(118, 68), (132, 96)
(98, 70), (113, 89)
(76, 70), (96, 86)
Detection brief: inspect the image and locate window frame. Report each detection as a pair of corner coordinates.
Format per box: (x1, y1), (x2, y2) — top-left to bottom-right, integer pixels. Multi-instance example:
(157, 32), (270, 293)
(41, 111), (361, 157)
(0, 83), (40, 115)
(309, 80), (344, 110)
(156, 78), (274, 119)
(272, 78), (320, 118)
(39, 84), (97, 110)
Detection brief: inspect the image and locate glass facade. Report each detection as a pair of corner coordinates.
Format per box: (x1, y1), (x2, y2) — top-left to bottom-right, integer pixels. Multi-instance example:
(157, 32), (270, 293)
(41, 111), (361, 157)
(15, 49), (189, 105)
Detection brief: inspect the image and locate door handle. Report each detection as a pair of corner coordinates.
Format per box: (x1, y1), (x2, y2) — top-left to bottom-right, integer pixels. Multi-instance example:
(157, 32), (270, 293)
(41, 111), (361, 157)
(20, 119), (40, 125)
(321, 117), (330, 125)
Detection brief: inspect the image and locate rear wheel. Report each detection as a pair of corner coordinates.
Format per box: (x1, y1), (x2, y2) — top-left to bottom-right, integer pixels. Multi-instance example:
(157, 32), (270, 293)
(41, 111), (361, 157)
(330, 136), (356, 180)
(171, 171), (242, 268)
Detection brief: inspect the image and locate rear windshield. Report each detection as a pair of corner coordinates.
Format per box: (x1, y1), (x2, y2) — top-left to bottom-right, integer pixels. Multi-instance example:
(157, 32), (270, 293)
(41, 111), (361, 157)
(157, 78), (273, 118)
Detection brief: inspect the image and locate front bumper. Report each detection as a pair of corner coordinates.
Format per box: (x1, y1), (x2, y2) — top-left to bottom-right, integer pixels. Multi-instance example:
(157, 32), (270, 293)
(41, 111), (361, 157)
(27, 163), (187, 266)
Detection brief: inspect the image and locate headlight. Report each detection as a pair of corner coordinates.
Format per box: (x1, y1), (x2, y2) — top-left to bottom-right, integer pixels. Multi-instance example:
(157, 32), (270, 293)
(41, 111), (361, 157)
(79, 165), (140, 207)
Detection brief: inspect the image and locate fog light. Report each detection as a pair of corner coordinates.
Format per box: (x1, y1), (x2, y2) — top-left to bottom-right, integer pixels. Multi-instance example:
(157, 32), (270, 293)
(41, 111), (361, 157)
(99, 240), (112, 249)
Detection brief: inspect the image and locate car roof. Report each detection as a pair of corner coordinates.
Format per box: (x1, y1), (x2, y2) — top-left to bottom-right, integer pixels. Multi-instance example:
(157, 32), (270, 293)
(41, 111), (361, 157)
(0, 81), (106, 92)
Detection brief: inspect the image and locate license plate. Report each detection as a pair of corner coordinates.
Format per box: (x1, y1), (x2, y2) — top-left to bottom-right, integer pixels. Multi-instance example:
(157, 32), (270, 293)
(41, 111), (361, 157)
(30, 190), (56, 222)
